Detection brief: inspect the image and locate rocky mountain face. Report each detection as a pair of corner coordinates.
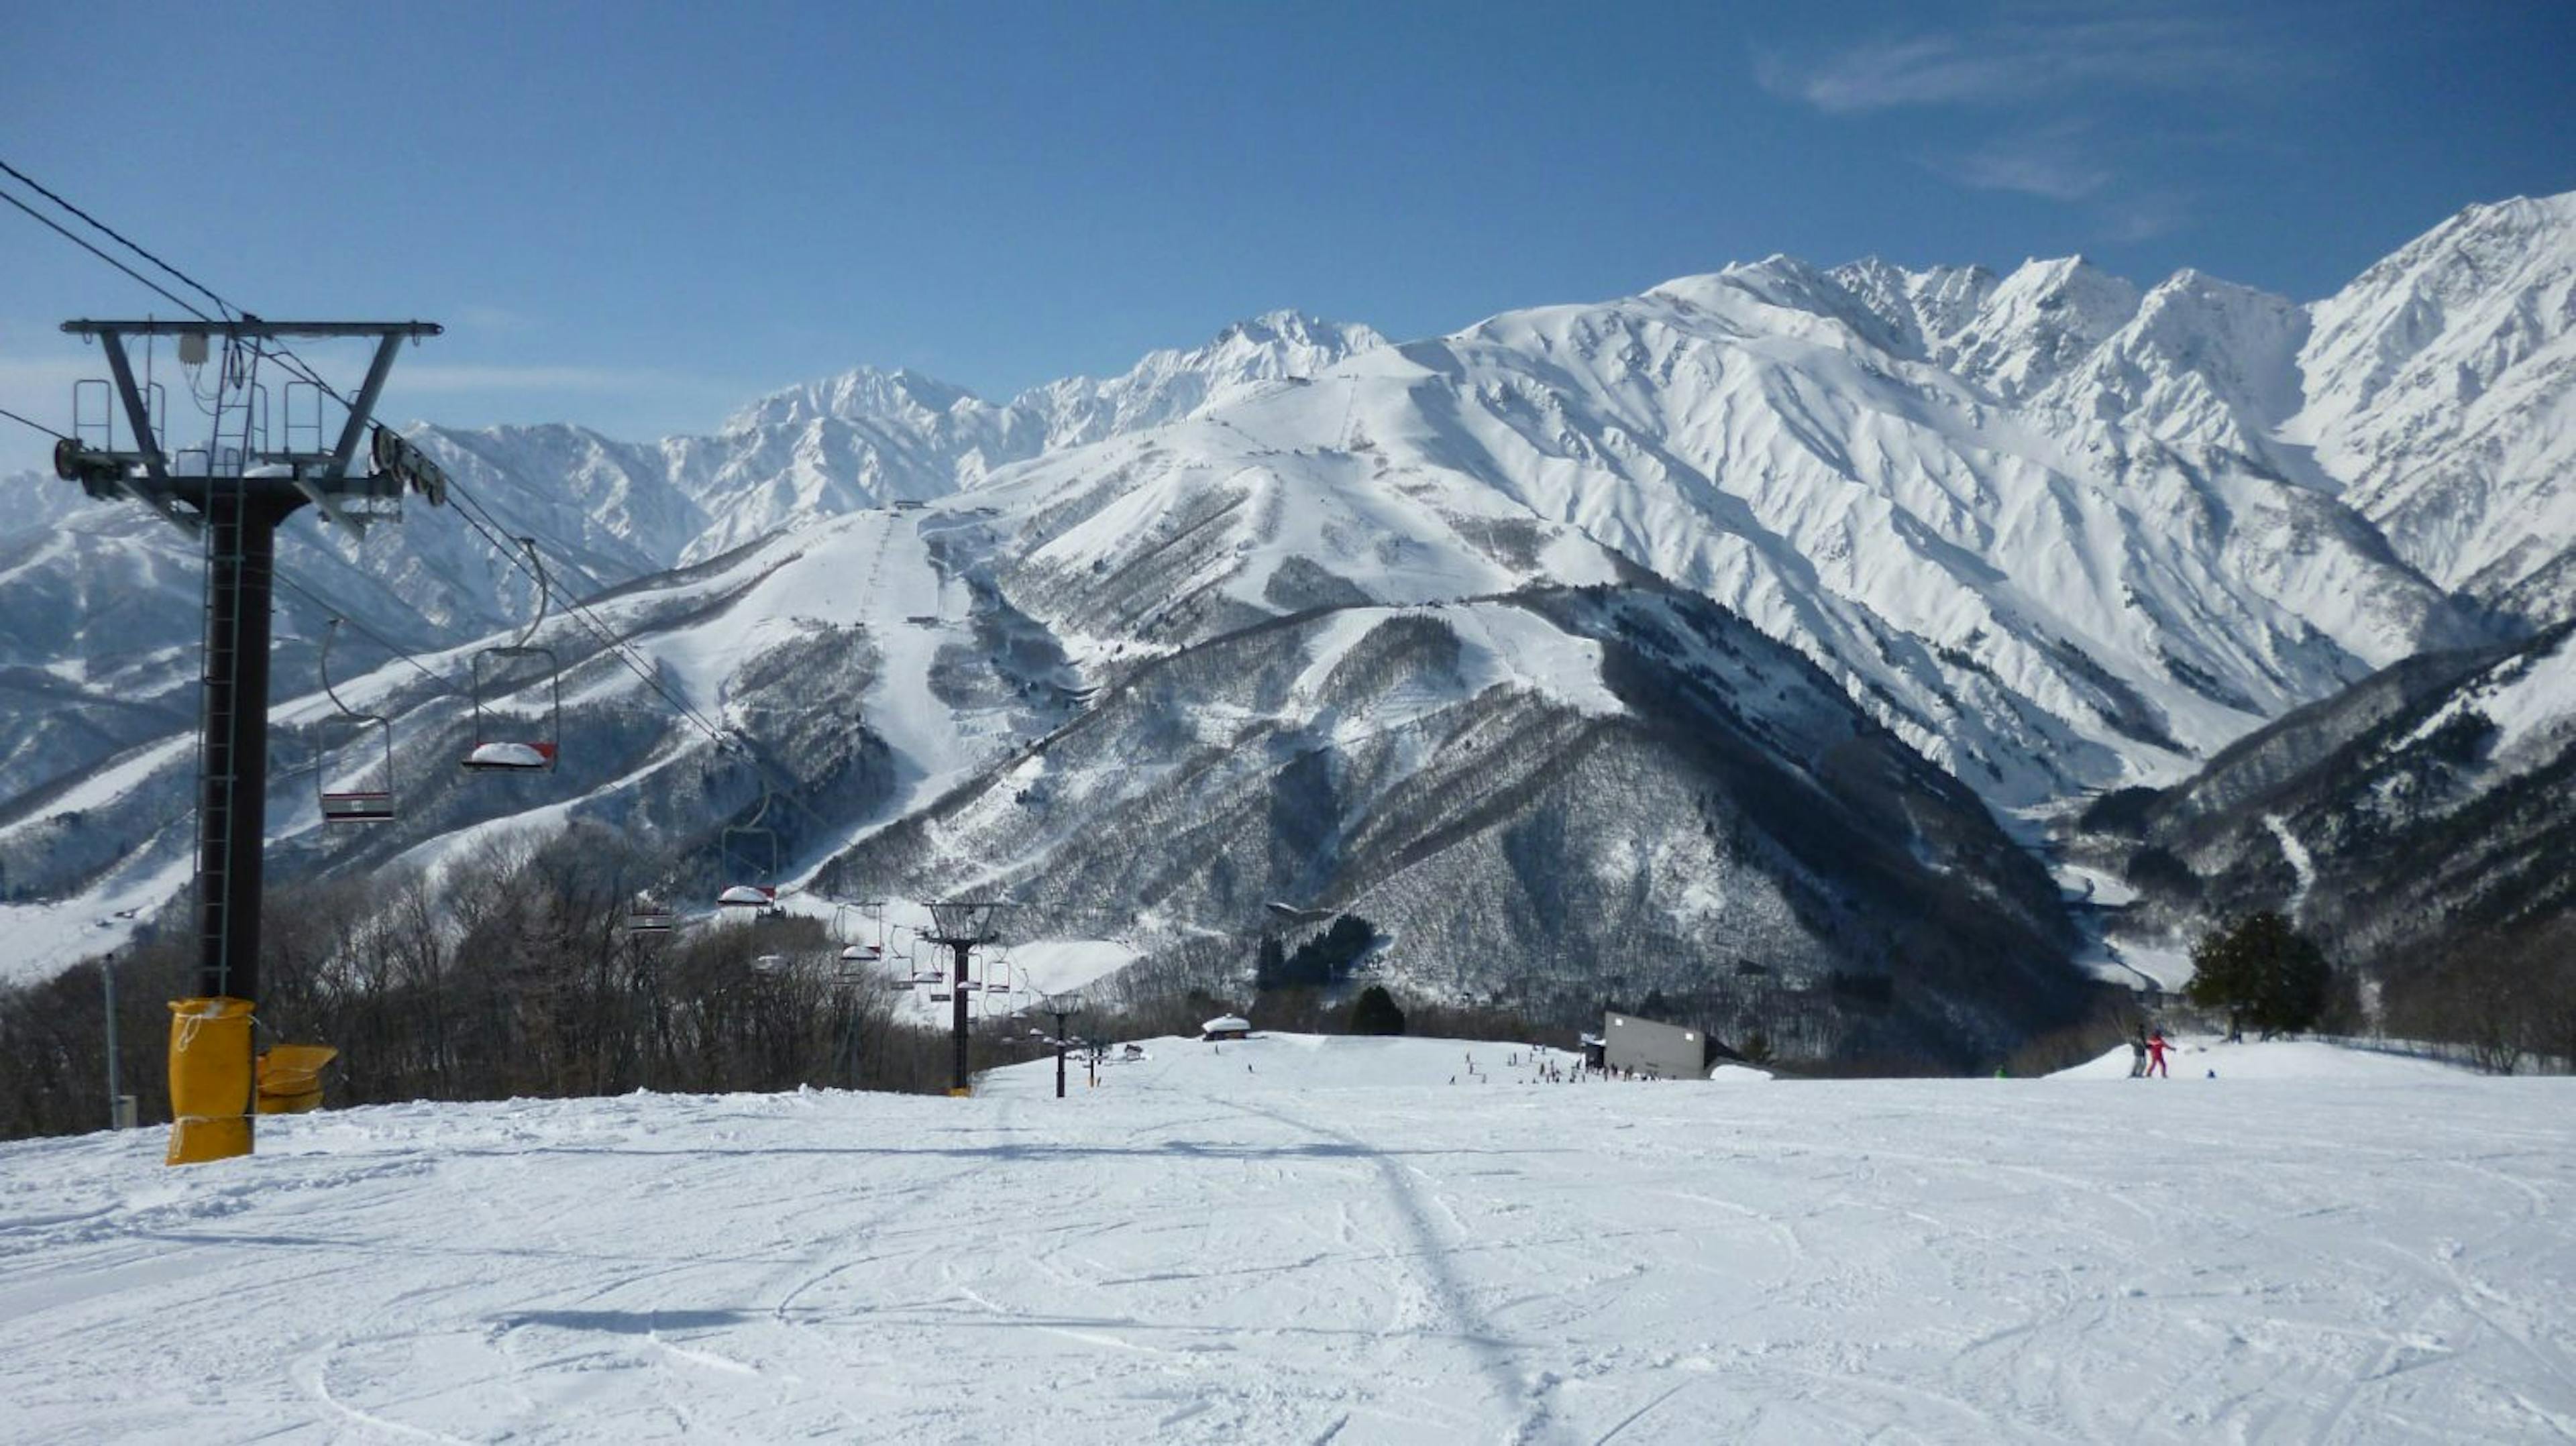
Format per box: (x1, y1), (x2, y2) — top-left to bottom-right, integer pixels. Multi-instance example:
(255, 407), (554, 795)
(2071, 620), (2576, 1005)
(4, 193), (2573, 1060)
(2293, 194), (2576, 622)
(823, 581), (2086, 1066)
(0, 502), (2085, 1065)
(944, 252), (2477, 809)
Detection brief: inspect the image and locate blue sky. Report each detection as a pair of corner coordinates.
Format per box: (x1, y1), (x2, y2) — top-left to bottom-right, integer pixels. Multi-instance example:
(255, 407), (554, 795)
(3, 1), (2569, 472)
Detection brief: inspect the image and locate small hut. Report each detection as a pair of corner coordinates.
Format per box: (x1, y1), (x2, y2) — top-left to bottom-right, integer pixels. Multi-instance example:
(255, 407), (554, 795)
(1201, 1014), (1252, 1042)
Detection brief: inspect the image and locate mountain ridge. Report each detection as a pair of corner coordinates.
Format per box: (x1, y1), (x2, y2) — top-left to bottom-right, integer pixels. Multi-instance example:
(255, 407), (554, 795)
(3, 192), (2571, 1027)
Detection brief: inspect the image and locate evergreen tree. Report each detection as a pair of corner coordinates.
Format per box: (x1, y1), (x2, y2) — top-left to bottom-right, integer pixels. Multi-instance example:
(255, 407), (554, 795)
(1265, 915), (1377, 991)
(1253, 935), (1287, 991)
(1348, 985), (1405, 1036)
(2185, 912), (2333, 1039)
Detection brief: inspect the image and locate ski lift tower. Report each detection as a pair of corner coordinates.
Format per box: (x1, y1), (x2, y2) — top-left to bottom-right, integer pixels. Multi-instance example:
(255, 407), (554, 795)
(922, 899), (1015, 1096)
(50, 318), (447, 1165)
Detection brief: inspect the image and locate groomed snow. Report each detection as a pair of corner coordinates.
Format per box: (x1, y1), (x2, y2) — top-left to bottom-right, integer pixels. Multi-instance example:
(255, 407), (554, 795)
(3, 1035), (2567, 1443)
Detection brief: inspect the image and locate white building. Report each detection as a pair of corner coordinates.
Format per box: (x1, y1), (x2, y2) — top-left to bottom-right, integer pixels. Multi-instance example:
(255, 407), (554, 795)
(1602, 1013), (1709, 1079)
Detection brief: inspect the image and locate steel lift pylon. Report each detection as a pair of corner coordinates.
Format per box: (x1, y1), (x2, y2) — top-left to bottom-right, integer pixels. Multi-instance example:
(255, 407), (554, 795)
(51, 318), (446, 1164)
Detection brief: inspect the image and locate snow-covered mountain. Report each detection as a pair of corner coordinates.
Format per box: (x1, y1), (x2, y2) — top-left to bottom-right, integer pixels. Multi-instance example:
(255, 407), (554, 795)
(0, 498), (2085, 1062)
(2291, 194), (2576, 619)
(949, 255), (2476, 805)
(822, 573), (2085, 1064)
(5, 193), (2575, 1037)
(0, 313), (1388, 800)
(2076, 620), (2576, 986)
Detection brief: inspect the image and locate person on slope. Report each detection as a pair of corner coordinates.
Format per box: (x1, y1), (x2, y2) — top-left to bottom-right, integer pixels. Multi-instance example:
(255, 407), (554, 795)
(2129, 1027), (2149, 1078)
(2145, 1029), (2173, 1079)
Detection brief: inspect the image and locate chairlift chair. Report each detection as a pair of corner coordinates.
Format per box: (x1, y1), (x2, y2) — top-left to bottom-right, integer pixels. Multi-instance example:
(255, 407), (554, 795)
(834, 903), (883, 967)
(314, 619), (397, 824)
(462, 538), (561, 773)
(627, 901), (676, 935)
(718, 789), (782, 915)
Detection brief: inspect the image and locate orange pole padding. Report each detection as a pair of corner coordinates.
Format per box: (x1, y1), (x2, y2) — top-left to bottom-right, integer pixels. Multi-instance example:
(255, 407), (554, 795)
(166, 997), (255, 1165)
(256, 1044), (338, 1115)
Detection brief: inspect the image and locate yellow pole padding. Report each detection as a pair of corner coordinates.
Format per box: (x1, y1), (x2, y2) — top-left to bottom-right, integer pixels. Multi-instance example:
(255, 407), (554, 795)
(256, 1044), (337, 1115)
(166, 997), (254, 1166)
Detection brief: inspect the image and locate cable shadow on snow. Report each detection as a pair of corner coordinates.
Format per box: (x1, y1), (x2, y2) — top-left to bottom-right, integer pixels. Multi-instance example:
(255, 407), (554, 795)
(438, 1141), (1573, 1164)
(1213, 1095), (1572, 1444)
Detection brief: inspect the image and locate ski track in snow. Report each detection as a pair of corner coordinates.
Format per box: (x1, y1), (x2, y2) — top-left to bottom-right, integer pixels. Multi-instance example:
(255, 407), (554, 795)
(1, 1035), (2569, 1443)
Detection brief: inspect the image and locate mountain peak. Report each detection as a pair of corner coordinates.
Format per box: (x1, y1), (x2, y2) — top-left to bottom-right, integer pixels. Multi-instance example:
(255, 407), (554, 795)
(2450, 190), (2576, 237)
(1827, 258), (2001, 357)
(1949, 256), (2143, 400)
(724, 365), (984, 433)
(1219, 309), (1364, 345)
(1197, 309), (1389, 368)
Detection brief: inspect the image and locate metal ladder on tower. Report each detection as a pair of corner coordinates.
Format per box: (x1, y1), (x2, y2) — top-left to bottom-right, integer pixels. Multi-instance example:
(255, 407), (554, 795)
(197, 477), (244, 996)
(194, 342), (264, 999)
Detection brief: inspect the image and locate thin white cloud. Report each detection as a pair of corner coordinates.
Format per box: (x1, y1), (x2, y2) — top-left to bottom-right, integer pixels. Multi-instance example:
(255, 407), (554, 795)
(1757, 13), (2304, 234)
(2093, 191), (2193, 243)
(1759, 17), (2294, 115)
(1929, 127), (2113, 201)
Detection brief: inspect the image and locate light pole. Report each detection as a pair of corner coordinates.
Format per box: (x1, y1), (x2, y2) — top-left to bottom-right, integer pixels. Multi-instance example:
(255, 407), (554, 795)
(1041, 993), (1083, 1099)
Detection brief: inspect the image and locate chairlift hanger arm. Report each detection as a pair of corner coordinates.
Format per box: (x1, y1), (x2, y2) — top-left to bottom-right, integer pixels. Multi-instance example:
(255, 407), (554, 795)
(317, 618), (386, 724)
(508, 538), (547, 650)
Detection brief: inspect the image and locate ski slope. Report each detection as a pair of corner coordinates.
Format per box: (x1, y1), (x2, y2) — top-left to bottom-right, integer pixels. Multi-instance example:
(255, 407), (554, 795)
(1, 1037), (2567, 1443)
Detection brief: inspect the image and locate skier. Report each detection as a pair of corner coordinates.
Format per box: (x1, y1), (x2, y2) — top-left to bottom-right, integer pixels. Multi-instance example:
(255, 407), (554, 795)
(2129, 1027), (2149, 1079)
(2145, 1029), (2172, 1078)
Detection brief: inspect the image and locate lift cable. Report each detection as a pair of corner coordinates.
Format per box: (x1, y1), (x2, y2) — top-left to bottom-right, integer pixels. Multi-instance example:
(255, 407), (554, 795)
(269, 571), (461, 696)
(0, 157), (237, 319)
(431, 479), (868, 858)
(0, 405), (72, 442)
(0, 184), (213, 323)
(438, 480), (731, 746)
(4, 160), (857, 864)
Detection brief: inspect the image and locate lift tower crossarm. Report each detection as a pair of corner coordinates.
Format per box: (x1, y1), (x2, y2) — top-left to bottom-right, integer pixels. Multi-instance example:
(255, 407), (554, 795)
(62, 319), (443, 339)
